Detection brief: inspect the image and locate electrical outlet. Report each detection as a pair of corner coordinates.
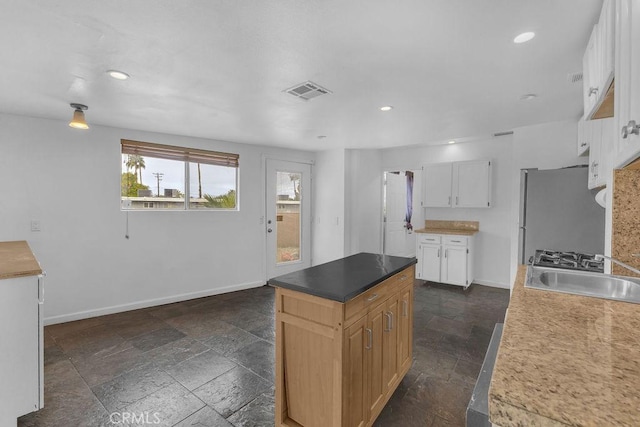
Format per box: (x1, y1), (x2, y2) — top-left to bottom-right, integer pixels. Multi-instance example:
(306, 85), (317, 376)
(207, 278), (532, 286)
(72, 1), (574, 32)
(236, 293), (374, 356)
(31, 220), (41, 232)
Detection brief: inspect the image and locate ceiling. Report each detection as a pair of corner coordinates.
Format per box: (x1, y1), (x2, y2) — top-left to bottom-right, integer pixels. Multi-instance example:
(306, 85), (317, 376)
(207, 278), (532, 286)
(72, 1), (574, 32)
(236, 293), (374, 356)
(0, 0), (602, 150)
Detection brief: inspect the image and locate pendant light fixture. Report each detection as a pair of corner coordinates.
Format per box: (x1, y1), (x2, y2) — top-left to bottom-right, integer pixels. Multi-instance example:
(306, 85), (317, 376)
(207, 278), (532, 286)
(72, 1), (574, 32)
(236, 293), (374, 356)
(68, 103), (89, 129)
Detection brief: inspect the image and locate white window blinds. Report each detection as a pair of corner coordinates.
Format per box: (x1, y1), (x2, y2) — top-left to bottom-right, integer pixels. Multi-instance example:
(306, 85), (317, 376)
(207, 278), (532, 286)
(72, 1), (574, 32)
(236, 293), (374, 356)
(121, 139), (239, 168)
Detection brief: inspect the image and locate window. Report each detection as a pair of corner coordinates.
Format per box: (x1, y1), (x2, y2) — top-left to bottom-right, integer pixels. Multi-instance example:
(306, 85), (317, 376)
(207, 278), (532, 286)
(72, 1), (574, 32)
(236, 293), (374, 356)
(121, 139), (239, 210)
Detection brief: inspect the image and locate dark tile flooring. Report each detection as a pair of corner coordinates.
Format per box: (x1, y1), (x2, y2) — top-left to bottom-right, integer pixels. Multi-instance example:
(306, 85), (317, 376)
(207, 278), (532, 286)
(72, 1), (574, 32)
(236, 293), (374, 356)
(18, 280), (509, 427)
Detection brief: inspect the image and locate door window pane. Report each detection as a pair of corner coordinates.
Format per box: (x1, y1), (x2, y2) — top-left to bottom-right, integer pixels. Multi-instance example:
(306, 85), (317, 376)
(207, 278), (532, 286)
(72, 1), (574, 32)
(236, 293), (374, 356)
(276, 171), (301, 263)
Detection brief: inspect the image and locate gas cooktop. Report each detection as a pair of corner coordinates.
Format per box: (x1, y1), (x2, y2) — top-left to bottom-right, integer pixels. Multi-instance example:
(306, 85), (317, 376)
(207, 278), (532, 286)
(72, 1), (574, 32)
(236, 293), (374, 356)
(530, 249), (604, 273)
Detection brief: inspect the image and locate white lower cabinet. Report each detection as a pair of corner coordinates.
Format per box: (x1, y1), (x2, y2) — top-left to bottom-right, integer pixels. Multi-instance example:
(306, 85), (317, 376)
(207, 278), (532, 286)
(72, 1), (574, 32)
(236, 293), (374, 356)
(416, 234), (474, 288)
(0, 274), (44, 426)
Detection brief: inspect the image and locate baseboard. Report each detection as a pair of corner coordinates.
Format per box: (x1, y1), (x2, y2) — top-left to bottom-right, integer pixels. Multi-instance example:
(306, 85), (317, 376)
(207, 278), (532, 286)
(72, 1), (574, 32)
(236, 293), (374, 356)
(43, 280), (266, 326)
(473, 279), (510, 290)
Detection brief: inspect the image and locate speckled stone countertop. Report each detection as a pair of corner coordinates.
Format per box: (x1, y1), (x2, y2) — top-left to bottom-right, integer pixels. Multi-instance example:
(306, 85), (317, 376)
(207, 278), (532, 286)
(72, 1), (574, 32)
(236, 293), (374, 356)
(489, 265), (640, 426)
(0, 241), (42, 280)
(414, 219), (479, 236)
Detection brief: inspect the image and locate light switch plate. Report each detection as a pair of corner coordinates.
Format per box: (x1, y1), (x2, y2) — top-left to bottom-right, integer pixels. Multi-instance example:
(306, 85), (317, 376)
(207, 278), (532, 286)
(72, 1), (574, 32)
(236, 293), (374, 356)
(31, 220), (41, 232)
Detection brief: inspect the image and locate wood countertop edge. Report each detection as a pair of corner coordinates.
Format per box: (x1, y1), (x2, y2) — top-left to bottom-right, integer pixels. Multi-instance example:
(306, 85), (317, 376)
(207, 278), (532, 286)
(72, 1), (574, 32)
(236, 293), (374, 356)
(0, 269), (43, 280)
(0, 240), (42, 280)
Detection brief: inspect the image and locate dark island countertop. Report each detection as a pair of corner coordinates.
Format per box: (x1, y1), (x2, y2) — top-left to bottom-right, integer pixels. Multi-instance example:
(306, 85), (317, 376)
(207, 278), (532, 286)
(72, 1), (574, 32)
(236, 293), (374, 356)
(268, 252), (417, 303)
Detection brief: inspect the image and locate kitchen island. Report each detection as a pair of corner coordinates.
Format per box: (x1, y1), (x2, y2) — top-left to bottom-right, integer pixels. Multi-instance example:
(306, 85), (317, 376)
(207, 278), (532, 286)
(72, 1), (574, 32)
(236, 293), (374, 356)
(489, 265), (640, 426)
(269, 253), (416, 427)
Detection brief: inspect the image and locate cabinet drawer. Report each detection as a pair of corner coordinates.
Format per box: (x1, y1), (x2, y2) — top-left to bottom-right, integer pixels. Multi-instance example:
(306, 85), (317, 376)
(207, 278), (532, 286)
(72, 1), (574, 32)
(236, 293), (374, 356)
(344, 277), (392, 322)
(344, 267), (414, 323)
(444, 235), (468, 246)
(418, 234), (441, 244)
(391, 267), (414, 287)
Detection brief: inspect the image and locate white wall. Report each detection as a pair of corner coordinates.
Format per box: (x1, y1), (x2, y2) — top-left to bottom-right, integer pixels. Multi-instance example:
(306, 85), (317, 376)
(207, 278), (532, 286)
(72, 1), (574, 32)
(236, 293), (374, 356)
(344, 149), (383, 256)
(381, 137), (514, 288)
(0, 113), (314, 324)
(312, 149), (346, 265)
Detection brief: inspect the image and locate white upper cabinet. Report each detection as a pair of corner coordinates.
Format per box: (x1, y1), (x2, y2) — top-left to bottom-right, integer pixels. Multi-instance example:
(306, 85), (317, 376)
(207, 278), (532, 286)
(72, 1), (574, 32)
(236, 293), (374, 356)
(453, 160), (492, 208)
(577, 117), (591, 156)
(584, 0), (615, 119)
(588, 118), (614, 189)
(422, 163), (452, 207)
(615, 0), (640, 166)
(422, 160), (492, 209)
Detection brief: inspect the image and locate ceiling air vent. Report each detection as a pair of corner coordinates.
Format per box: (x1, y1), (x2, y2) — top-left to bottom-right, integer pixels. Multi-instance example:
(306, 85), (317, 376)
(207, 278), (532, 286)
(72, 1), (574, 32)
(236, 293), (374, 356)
(284, 81), (332, 101)
(567, 72), (583, 83)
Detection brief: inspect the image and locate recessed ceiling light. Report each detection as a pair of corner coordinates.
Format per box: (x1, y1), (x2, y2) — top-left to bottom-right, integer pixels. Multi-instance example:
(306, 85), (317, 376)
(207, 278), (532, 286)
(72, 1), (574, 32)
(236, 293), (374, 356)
(513, 32), (535, 44)
(448, 140), (456, 144)
(380, 106), (393, 111)
(106, 70), (130, 80)
(520, 93), (537, 100)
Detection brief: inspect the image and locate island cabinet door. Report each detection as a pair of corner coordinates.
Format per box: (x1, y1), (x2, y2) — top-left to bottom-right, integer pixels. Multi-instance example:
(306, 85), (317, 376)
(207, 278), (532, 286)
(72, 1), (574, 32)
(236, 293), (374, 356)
(397, 285), (413, 374)
(366, 303), (387, 421)
(343, 315), (368, 427)
(382, 296), (400, 391)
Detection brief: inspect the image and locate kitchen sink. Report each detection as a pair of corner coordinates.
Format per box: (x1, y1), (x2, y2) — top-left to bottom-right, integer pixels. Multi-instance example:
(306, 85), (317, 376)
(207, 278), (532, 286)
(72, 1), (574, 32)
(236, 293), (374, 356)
(525, 265), (640, 304)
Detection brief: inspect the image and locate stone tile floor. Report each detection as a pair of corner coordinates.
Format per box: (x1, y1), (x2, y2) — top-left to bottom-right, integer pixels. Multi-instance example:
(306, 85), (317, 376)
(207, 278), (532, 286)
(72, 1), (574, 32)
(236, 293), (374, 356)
(18, 280), (509, 427)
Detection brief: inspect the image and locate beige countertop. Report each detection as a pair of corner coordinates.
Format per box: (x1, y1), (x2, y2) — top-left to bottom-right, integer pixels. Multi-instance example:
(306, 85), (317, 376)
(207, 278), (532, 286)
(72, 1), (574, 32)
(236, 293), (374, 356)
(489, 265), (640, 426)
(414, 227), (478, 236)
(415, 220), (479, 236)
(0, 241), (42, 280)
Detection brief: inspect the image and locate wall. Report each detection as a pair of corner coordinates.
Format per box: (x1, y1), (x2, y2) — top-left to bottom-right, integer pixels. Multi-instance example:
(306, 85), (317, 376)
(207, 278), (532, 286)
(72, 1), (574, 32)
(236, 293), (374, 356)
(381, 137), (513, 288)
(0, 113), (314, 324)
(344, 149), (383, 256)
(312, 149), (346, 265)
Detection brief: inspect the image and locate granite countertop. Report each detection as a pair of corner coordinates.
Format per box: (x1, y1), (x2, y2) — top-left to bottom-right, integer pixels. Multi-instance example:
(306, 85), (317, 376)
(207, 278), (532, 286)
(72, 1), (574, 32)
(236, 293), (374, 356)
(414, 228), (478, 236)
(489, 265), (640, 426)
(414, 219), (479, 236)
(268, 252), (417, 302)
(0, 241), (42, 280)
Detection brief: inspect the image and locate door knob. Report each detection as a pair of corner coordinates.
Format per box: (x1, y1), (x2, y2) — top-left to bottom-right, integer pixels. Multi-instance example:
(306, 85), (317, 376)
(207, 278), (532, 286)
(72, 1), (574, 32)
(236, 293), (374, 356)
(267, 228), (273, 233)
(622, 120), (640, 139)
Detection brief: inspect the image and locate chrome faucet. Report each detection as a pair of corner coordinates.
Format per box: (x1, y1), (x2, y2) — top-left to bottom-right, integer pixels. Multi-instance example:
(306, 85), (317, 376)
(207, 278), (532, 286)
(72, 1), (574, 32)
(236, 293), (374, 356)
(595, 254), (640, 276)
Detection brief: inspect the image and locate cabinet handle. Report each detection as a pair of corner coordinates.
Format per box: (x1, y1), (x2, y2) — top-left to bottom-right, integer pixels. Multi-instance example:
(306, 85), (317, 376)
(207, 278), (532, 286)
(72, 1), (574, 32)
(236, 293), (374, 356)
(451, 240), (461, 243)
(437, 248), (440, 258)
(448, 196), (451, 205)
(402, 300), (408, 317)
(38, 273), (46, 304)
(365, 328), (372, 350)
(366, 293), (379, 302)
(445, 249), (448, 258)
(399, 275), (407, 281)
(588, 87), (599, 96)
(621, 120), (640, 139)
(384, 312), (393, 331)
(580, 142), (587, 147)
(456, 196), (459, 205)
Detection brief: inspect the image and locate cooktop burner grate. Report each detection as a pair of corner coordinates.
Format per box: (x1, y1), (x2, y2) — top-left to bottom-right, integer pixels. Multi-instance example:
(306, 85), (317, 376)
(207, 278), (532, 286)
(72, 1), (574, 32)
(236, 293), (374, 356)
(531, 249), (604, 273)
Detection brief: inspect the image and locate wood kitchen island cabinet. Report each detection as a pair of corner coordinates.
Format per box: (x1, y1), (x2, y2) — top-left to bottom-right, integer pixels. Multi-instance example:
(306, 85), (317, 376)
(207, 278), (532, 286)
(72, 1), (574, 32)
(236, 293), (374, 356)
(269, 253), (417, 427)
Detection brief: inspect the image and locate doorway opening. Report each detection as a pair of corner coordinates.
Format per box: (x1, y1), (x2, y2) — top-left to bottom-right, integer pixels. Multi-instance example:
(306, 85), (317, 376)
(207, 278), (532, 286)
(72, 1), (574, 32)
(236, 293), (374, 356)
(383, 170), (423, 257)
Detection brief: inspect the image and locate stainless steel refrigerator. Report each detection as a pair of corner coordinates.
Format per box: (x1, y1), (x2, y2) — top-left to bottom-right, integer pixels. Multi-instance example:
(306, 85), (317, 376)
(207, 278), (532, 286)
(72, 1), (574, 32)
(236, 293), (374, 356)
(518, 166), (605, 264)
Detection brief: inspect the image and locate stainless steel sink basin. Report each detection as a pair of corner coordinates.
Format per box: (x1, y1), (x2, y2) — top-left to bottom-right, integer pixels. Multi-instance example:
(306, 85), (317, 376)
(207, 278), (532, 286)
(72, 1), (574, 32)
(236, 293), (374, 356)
(525, 265), (640, 304)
